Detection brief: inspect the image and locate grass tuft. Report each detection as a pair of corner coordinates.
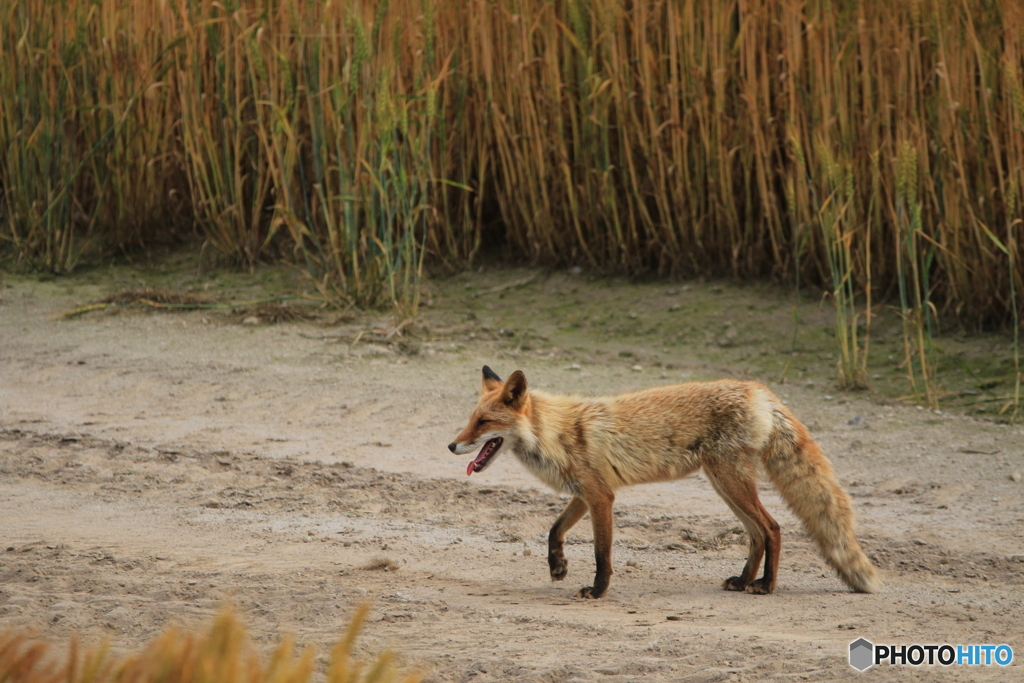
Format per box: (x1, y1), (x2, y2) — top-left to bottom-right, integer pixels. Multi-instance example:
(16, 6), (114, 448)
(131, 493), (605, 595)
(360, 556), (399, 572)
(0, 606), (419, 683)
(102, 289), (212, 307)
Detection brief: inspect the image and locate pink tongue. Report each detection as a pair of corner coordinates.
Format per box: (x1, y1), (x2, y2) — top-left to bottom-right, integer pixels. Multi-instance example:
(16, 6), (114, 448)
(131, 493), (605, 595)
(466, 441), (493, 476)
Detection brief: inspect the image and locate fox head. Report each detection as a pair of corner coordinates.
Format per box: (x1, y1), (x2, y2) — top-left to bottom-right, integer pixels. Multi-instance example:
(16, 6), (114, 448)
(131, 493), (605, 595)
(448, 366), (530, 476)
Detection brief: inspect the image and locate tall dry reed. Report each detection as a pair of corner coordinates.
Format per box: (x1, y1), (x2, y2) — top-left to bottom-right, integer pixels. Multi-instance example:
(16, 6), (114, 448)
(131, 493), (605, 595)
(1, 0), (1022, 397)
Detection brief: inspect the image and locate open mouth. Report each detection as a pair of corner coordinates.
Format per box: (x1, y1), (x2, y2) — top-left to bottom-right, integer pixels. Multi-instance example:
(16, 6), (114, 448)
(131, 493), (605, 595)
(466, 437), (503, 476)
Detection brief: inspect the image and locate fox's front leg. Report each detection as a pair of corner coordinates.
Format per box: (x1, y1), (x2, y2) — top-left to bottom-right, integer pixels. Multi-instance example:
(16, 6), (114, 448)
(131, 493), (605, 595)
(577, 490), (614, 599)
(548, 496), (588, 581)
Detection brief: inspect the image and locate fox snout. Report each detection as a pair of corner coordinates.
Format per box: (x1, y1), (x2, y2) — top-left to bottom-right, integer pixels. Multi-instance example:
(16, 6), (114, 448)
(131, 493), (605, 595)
(448, 439), (478, 455)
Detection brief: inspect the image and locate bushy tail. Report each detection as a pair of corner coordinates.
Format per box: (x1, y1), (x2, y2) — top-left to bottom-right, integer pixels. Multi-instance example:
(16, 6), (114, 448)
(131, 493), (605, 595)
(763, 408), (882, 593)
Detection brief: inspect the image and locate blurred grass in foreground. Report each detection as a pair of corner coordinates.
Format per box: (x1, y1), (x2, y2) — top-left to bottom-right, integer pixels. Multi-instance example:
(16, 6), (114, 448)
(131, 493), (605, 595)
(0, 605), (419, 683)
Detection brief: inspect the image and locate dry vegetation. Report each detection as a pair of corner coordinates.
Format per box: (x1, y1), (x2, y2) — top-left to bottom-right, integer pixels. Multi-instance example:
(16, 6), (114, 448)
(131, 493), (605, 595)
(0, 607), (419, 683)
(1, 1), (1022, 396)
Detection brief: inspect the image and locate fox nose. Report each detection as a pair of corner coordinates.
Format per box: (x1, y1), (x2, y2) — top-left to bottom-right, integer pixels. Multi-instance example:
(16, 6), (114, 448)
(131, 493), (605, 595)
(448, 442), (457, 453)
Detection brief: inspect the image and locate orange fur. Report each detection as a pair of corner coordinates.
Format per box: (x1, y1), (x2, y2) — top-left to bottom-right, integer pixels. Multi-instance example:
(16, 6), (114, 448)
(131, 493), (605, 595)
(449, 366), (881, 598)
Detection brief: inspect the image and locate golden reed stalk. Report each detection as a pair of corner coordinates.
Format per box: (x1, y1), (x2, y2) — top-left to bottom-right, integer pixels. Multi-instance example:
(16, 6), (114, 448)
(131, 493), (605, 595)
(1, 1), (1021, 340)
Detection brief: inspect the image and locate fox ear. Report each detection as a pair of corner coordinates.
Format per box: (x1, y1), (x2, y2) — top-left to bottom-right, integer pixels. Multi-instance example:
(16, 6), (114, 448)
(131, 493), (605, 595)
(501, 370), (528, 409)
(482, 365), (503, 392)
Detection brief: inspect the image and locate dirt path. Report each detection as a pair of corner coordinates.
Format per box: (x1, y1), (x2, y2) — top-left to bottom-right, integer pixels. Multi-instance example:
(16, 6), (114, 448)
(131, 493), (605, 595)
(1, 267), (1022, 681)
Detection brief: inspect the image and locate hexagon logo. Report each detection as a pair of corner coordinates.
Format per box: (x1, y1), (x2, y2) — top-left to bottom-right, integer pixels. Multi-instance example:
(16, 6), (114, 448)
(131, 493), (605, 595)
(849, 638), (874, 671)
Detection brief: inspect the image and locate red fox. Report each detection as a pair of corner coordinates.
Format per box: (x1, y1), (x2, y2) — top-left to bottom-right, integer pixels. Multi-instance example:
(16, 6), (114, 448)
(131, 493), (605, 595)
(448, 366), (881, 599)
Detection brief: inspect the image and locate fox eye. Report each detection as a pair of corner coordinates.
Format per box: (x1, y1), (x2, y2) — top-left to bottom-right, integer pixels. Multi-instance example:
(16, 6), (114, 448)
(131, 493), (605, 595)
(477, 418), (490, 427)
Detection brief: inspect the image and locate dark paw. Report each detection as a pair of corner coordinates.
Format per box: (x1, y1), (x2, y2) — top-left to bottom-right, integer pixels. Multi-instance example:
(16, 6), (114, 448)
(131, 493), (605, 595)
(745, 578), (773, 595)
(722, 576), (747, 591)
(548, 554), (568, 581)
(575, 586), (604, 599)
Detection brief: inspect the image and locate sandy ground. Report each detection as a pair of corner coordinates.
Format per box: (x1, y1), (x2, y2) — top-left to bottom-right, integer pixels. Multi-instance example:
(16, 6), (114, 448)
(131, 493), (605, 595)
(1, 266), (1023, 681)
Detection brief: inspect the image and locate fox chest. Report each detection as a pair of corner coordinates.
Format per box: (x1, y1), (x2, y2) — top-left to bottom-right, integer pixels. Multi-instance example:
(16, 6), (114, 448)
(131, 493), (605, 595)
(515, 449), (580, 495)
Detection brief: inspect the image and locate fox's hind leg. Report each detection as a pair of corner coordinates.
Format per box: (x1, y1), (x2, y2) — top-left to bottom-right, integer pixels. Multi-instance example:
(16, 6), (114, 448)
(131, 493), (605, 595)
(548, 496), (588, 581)
(704, 464), (781, 594)
(715, 496), (765, 592)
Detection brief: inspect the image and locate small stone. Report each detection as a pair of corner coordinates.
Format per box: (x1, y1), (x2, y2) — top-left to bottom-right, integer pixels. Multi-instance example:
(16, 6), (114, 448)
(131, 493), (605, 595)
(1010, 472), (1022, 483)
(523, 549), (532, 557)
(631, 365), (643, 372)
(626, 559), (637, 567)
(242, 316), (260, 325)
(565, 363), (581, 371)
